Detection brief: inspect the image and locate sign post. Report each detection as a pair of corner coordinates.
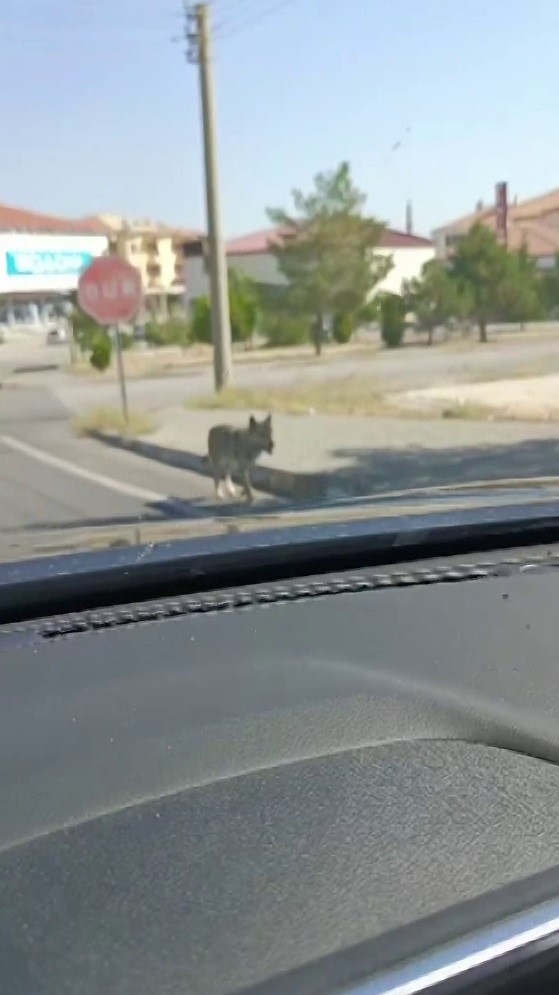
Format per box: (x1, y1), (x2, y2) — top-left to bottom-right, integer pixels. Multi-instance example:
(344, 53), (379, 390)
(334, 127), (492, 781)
(114, 325), (129, 424)
(77, 257), (142, 426)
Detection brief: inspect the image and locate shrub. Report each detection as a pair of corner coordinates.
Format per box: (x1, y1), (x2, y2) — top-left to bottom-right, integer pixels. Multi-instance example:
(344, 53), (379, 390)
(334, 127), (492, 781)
(380, 294), (405, 348)
(262, 314), (309, 347)
(190, 297), (213, 344)
(189, 268), (259, 347)
(332, 312), (355, 344)
(228, 268), (258, 344)
(89, 333), (112, 371)
(73, 309), (102, 353)
(145, 318), (190, 348)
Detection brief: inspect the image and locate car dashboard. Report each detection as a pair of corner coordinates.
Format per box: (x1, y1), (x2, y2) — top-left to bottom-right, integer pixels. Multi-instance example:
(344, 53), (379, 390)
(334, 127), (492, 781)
(3, 532), (559, 994)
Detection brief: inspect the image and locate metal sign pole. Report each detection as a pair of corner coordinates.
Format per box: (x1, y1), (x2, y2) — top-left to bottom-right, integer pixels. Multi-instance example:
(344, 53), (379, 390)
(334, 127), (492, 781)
(114, 324), (129, 425)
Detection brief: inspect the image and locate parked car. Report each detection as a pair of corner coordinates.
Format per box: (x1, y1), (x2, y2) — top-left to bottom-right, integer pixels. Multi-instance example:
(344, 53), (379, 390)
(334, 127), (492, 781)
(46, 327), (68, 345)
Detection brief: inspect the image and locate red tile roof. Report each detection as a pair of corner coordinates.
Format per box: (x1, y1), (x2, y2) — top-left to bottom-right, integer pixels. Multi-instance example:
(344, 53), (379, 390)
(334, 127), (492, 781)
(380, 229), (433, 248)
(226, 228), (287, 255)
(434, 187), (559, 238)
(226, 226), (432, 255)
(0, 203), (106, 236)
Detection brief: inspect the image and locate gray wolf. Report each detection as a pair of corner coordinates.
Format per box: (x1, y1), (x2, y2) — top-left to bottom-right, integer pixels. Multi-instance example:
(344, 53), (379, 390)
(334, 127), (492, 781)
(208, 414), (274, 503)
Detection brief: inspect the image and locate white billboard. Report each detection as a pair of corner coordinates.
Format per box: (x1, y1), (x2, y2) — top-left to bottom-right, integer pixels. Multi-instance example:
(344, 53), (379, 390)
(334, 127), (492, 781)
(0, 233), (108, 295)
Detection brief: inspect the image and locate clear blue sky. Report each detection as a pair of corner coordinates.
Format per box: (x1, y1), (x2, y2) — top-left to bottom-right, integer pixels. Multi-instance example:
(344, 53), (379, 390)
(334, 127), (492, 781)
(2, 0), (559, 237)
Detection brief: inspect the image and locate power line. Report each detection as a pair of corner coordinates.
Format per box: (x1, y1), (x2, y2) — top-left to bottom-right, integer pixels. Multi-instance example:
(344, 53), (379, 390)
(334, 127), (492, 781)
(214, 0), (301, 41)
(212, 0), (265, 19)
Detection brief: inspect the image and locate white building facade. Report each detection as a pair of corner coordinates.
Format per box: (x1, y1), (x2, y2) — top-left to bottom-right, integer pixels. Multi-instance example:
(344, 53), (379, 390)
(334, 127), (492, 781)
(0, 204), (108, 332)
(184, 227), (434, 306)
(0, 232), (107, 298)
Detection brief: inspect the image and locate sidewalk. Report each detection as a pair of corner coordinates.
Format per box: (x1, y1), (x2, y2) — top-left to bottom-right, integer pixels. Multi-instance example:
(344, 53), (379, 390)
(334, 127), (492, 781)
(399, 374), (559, 420)
(90, 404), (559, 501)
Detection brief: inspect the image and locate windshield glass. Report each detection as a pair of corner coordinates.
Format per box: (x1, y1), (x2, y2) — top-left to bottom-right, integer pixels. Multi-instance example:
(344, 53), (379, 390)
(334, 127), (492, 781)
(2, 0), (559, 562)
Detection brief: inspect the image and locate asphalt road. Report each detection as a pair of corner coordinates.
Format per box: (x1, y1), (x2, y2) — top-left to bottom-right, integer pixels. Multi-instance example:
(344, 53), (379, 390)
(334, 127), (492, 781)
(0, 385), (232, 560)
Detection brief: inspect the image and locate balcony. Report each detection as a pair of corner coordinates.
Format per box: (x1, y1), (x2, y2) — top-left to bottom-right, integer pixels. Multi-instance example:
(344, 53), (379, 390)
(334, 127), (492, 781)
(142, 237), (159, 255)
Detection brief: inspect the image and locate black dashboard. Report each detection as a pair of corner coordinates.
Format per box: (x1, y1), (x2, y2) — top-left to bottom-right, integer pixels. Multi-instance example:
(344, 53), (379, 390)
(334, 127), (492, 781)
(4, 534), (559, 993)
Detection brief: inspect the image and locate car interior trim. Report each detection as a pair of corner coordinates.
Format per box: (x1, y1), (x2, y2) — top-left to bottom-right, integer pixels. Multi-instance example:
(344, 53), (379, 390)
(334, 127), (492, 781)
(349, 896), (559, 995)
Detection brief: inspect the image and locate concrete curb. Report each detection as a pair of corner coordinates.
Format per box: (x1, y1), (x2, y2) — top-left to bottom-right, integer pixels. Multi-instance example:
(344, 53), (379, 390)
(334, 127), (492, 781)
(88, 430), (328, 501)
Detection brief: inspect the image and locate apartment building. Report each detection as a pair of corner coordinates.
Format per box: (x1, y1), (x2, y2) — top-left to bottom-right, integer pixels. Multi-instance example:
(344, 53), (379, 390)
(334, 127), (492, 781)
(84, 214), (200, 318)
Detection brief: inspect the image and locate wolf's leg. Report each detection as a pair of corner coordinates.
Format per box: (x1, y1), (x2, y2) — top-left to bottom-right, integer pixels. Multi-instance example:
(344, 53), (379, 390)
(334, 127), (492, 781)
(225, 474), (239, 498)
(213, 465), (226, 500)
(241, 467), (254, 503)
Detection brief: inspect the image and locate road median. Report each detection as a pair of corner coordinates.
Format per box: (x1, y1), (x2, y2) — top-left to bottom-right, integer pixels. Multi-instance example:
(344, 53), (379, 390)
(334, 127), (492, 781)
(86, 428), (328, 501)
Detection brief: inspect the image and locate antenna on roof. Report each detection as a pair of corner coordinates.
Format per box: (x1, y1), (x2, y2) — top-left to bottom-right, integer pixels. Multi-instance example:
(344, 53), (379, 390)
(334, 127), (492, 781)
(475, 200), (483, 212)
(405, 199), (413, 234)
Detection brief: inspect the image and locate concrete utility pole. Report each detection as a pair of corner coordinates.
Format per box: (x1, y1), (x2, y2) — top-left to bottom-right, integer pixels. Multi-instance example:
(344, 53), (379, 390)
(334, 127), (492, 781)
(185, 2), (232, 391)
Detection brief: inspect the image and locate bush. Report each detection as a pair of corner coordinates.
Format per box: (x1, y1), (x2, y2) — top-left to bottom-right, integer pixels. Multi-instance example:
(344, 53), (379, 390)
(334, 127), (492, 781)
(262, 314), (309, 347)
(332, 312), (355, 344)
(190, 272), (259, 346)
(190, 297), (213, 344)
(380, 294), (405, 348)
(145, 318), (190, 348)
(228, 268), (258, 344)
(73, 309), (102, 353)
(89, 333), (112, 371)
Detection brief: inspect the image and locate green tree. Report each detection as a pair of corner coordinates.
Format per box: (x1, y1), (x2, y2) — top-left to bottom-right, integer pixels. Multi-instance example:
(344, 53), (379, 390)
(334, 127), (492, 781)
(540, 255), (559, 316)
(380, 293), (405, 348)
(267, 161), (391, 355)
(451, 224), (511, 343)
(405, 260), (459, 345)
(498, 246), (543, 326)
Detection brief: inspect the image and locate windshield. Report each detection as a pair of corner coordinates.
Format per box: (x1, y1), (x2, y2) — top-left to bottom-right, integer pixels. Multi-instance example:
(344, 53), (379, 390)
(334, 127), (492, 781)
(2, 0), (559, 562)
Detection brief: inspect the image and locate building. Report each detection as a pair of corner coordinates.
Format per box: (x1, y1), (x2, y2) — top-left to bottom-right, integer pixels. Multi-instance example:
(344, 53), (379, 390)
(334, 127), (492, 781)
(433, 187), (559, 269)
(0, 203), (108, 331)
(184, 226), (434, 305)
(85, 214), (200, 319)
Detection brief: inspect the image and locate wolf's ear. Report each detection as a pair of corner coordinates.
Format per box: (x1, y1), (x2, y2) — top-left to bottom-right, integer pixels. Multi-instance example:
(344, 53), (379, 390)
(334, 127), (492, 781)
(265, 413), (272, 425)
(249, 415), (256, 428)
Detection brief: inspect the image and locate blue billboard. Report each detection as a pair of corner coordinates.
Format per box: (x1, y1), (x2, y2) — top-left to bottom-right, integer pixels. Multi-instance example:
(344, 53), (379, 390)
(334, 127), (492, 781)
(6, 250), (94, 278)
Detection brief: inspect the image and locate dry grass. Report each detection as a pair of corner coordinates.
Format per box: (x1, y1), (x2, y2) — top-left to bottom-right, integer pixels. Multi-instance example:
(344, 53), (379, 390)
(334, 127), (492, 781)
(73, 407), (156, 437)
(191, 378), (522, 423)
(440, 401), (497, 421)
(190, 376), (395, 417)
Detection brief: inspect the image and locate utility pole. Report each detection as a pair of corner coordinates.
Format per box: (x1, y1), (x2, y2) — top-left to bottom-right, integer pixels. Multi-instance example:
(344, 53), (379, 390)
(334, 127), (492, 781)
(185, 2), (232, 391)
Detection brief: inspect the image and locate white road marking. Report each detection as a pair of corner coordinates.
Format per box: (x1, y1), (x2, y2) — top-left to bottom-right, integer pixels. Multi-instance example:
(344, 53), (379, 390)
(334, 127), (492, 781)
(0, 434), (179, 508)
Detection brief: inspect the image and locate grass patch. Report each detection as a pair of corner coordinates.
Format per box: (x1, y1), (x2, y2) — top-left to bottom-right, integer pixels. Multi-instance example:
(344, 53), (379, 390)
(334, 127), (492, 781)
(74, 407), (156, 437)
(190, 376), (392, 417)
(440, 401), (496, 420)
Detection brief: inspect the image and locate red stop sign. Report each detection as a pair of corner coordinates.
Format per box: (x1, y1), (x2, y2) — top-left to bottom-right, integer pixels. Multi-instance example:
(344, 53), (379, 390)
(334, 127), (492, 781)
(78, 256), (143, 325)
